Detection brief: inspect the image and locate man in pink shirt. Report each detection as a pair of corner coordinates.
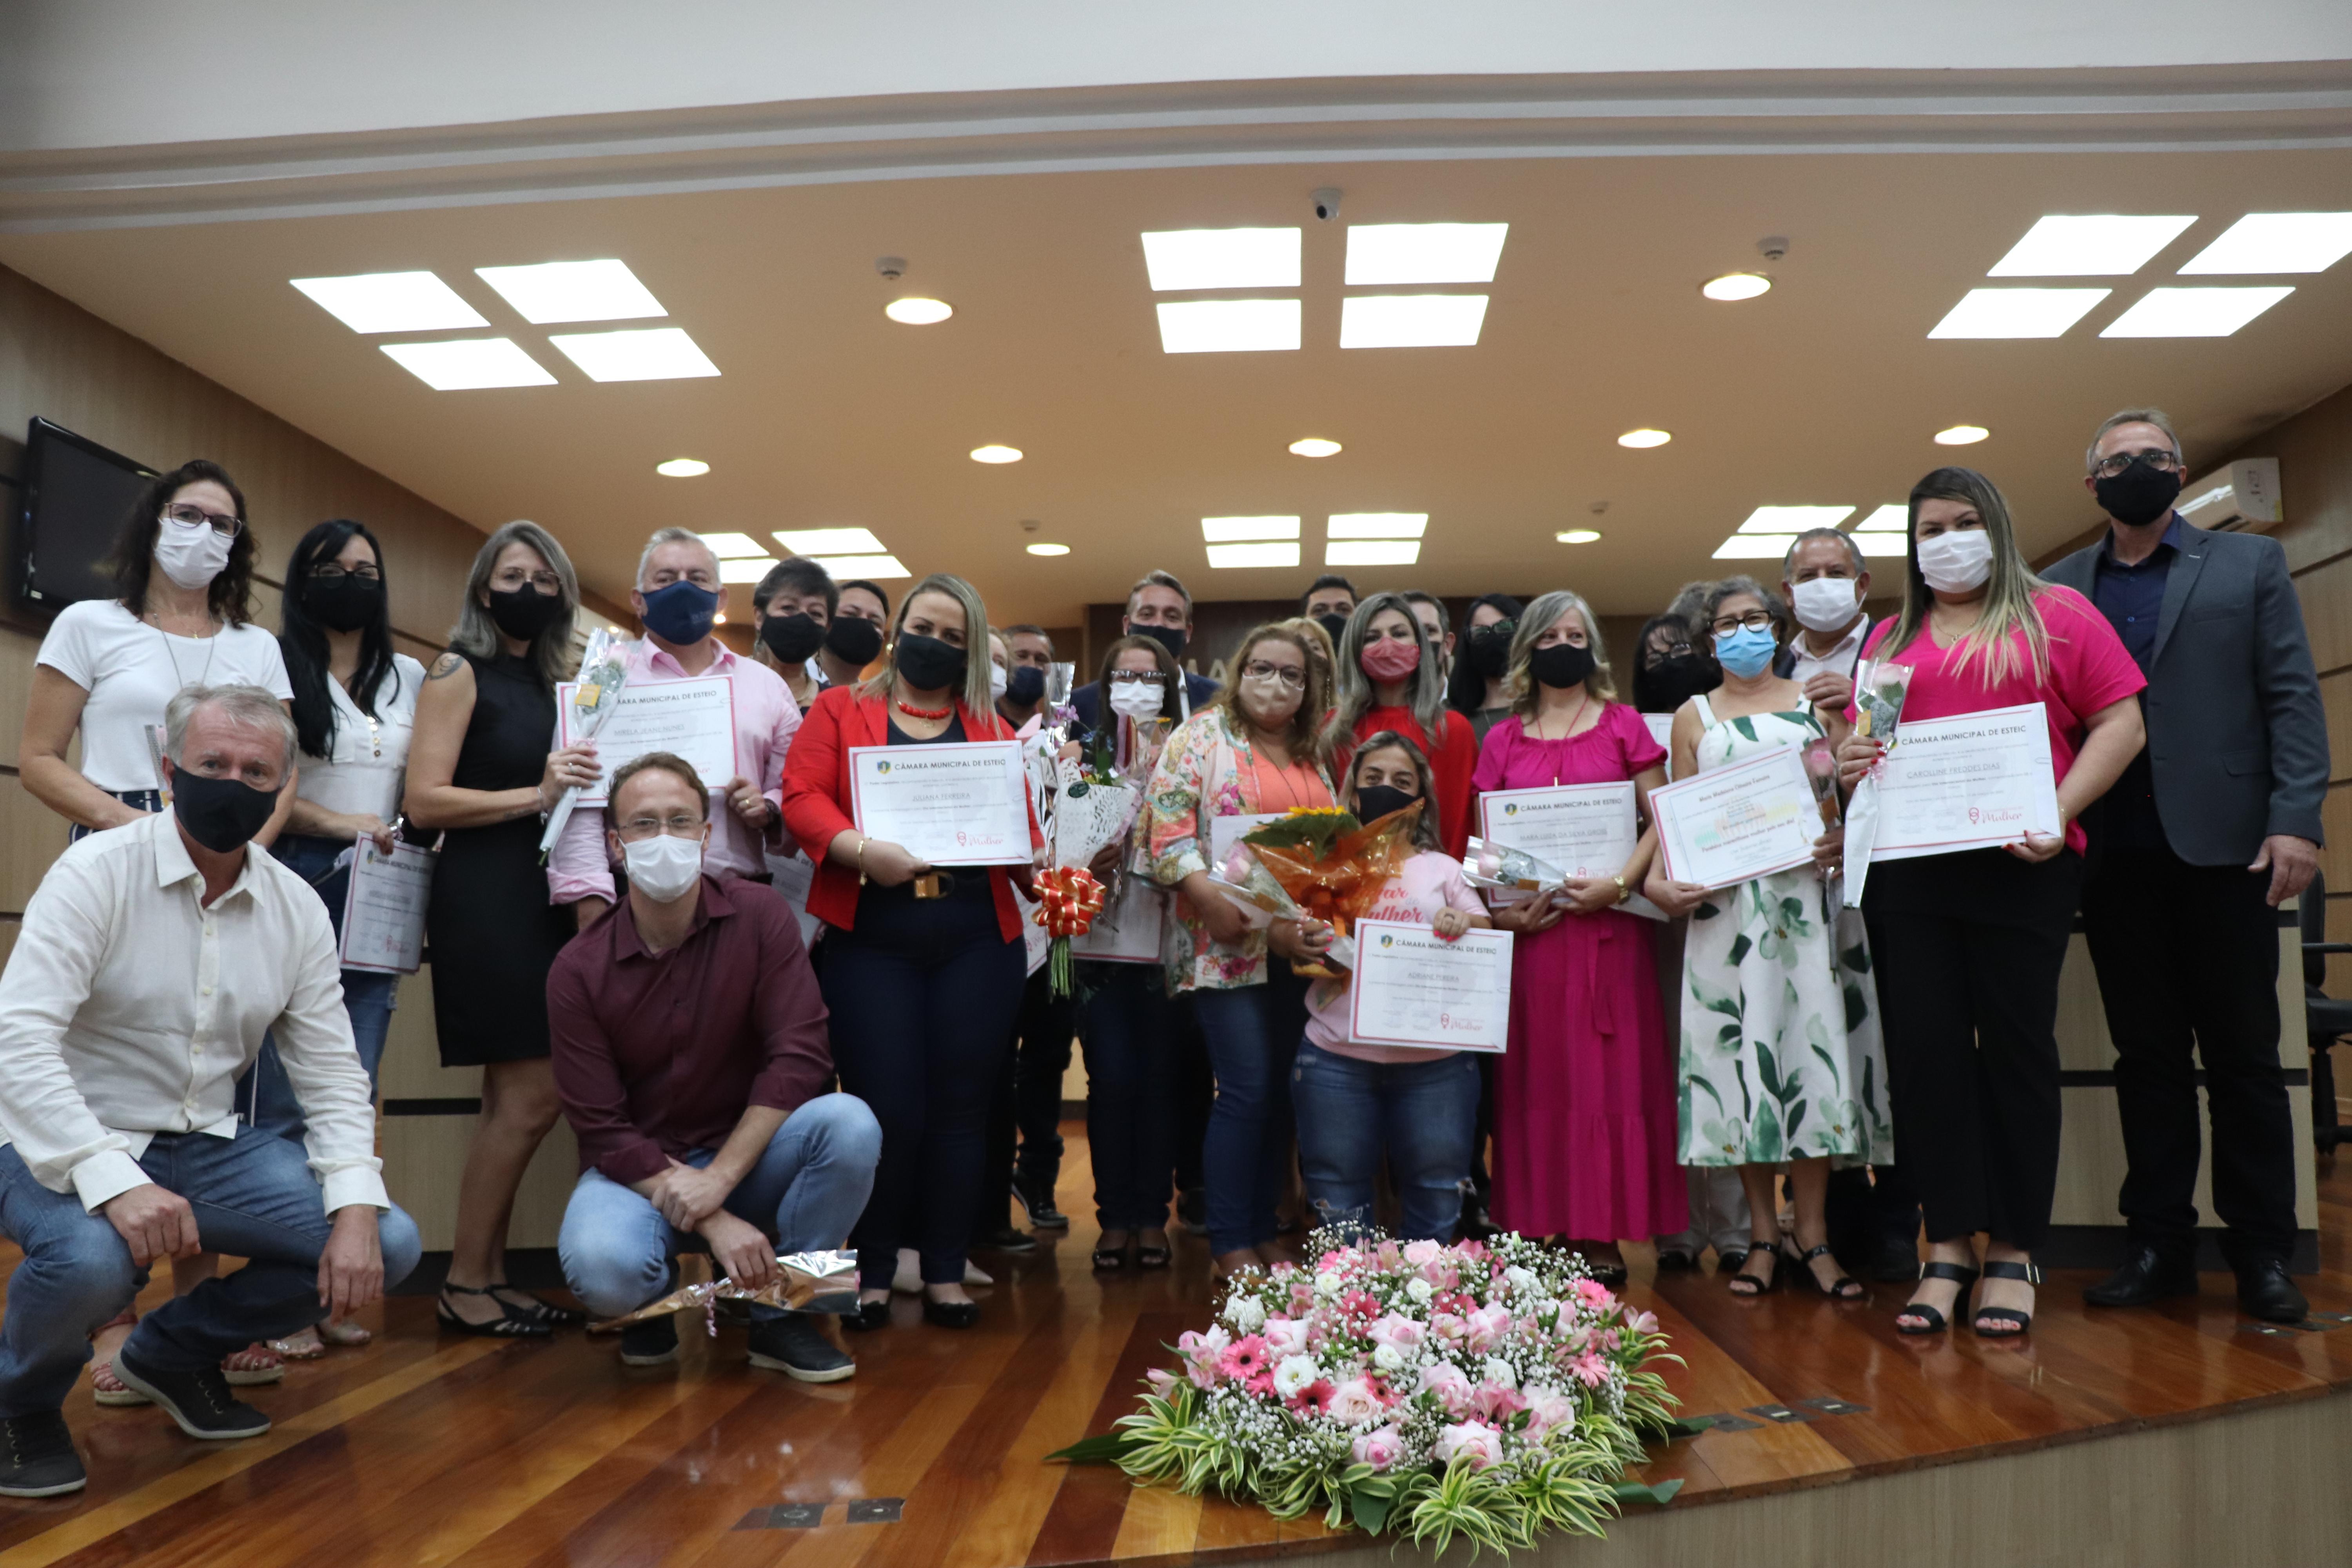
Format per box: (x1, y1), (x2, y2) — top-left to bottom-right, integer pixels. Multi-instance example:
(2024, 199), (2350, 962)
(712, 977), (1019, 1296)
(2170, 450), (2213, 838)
(549, 528), (802, 925)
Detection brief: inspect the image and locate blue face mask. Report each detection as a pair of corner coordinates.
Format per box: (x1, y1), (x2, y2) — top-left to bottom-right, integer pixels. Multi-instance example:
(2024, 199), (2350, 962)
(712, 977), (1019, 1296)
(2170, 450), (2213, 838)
(640, 579), (720, 645)
(1714, 624), (1778, 679)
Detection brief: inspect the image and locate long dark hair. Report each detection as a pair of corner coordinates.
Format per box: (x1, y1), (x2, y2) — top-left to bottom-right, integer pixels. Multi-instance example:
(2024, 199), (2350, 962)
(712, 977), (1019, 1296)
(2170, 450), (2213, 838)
(280, 519), (399, 760)
(1445, 592), (1524, 716)
(107, 459), (258, 625)
(1095, 633), (1185, 722)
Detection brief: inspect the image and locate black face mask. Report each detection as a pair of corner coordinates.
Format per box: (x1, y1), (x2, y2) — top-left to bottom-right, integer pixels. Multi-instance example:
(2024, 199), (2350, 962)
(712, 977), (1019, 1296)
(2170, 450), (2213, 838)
(1005, 665), (1046, 706)
(1314, 612), (1350, 647)
(302, 574), (382, 633)
(1354, 784), (1417, 826)
(1529, 642), (1596, 691)
(486, 586), (566, 642)
(1465, 625), (1513, 679)
(760, 612), (826, 664)
(825, 615), (885, 667)
(2095, 459), (2185, 529)
(892, 632), (967, 693)
(1638, 653), (1719, 714)
(172, 768), (279, 853)
(1134, 623), (1188, 663)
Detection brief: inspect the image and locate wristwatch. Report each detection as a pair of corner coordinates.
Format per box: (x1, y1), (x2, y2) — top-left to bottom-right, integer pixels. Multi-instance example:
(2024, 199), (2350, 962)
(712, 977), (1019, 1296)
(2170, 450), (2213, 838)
(1612, 875), (1632, 905)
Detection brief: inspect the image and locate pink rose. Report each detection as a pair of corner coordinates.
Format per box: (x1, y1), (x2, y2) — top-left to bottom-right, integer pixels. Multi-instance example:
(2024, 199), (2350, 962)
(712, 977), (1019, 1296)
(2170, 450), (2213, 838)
(1326, 1377), (1385, 1427)
(1570, 1351), (1610, 1388)
(1523, 1386), (1577, 1439)
(1367, 1314), (1425, 1353)
(1263, 1316), (1310, 1357)
(1401, 1238), (1443, 1267)
(1465, 1303), (1514, 1353)
(1420, 1360), (1476, 1416)
(1418, 1257), (1459, 1290)
(1352, 1423), (1406, 1471)
(1434, 1420), (1503, 1470)
(1430, 1311), (1468, 1345)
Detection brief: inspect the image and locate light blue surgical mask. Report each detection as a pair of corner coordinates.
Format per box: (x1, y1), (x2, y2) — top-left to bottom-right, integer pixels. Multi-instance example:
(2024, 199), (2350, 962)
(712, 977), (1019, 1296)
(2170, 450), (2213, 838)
(1715, 624), (1778, 679)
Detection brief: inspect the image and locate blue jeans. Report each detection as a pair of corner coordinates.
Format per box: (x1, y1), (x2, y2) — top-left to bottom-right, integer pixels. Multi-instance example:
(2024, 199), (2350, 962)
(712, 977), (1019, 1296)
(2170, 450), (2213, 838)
(1076, 964), (1179, 1230)
(1192, 968), (1309, 1254)
(0, 1130), (421, 1416)
(557, 1094), (881, 1320)
(1291, 1042), (1481, 1242)
(241, 833), (397, 1141)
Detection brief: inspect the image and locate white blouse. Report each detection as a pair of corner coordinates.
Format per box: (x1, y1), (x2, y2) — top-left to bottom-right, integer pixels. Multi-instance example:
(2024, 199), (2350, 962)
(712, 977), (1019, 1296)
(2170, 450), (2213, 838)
(35, 600), (294, 793)
(294, 654), (424, 823)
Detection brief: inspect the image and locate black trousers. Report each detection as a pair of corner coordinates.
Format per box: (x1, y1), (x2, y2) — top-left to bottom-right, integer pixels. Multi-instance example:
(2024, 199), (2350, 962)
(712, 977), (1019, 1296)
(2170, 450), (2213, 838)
(1871, 849), (2082, 1251)
(2081, 846), (2296, 1265)
(980, 969), (1077, 1230)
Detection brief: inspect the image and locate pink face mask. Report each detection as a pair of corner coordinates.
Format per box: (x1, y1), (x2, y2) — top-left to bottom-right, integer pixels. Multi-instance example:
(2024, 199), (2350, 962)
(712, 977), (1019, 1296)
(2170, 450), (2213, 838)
(1360, 637), (1421, 683)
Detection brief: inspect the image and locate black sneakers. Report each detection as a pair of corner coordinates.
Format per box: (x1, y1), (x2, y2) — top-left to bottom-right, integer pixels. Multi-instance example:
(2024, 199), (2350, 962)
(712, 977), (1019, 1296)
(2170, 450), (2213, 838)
(619, 1313), (680, 1367)
(111, 1347), (270, 1441)
(1013, 1173), (1068, 1230)
(0, 1412), (85, 1497)
(746, 1314), (857, 1383)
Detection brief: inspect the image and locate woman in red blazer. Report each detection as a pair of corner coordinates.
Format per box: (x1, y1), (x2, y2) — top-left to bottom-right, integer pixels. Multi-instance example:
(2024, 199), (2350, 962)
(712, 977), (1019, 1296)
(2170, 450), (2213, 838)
(781, 572), (1040, 1332)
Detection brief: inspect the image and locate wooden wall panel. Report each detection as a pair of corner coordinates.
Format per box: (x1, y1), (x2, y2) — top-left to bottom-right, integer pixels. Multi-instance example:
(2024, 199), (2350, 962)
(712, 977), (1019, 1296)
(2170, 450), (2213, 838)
(2322, 672), (2352, 780)
(381, 1114), (581, 1252)
(2323, 786), (2352, 896)
(2242, 380), (2352, 578)
(2293, 553), (2352, 677)
(0, 771), (69, 913)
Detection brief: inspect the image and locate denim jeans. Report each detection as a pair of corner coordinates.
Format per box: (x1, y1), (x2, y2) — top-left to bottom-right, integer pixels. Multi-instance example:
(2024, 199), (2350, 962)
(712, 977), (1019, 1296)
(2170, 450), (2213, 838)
(1076, 963), (1179, 1230)
(0, 1130), (422, 1417)
(557, 1094), (881, 1321)
(241, 833), (397, 1141)
(1291, 1042), (1481, 1242)
(1192, 968), (1309, 1254)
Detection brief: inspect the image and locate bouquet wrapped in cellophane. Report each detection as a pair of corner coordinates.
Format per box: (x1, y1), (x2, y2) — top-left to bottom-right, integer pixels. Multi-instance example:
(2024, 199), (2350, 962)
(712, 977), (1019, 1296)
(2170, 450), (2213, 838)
(538, 627), (631, 859)
(586, 1250), (860, 1336)
(1462, 835), (1568, 900)
(1243, 801), (1421, 980)
(1839, 660), (1915, 907)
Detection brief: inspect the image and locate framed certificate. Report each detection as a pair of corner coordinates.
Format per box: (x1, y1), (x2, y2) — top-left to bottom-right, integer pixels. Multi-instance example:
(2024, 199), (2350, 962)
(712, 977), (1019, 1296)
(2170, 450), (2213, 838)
(1478, 784), (1638, 881)
(1346, 918), (1514, 1053)
(339, 839), (434, 975)
(848, 740), (1031, 866)
(557, 675), (737, 805)
(1641, 711), (1677, 751)
(1870, 702), (2060, 862)
(1648, 742), (1820, 890)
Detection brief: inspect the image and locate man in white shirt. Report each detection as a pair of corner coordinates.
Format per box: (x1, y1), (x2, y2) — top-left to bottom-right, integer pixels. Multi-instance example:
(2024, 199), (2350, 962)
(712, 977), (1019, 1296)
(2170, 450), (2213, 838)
(1778, 527), (1875, 710)
(548, 528), (803, 926)
(0, 684), (419, 1496)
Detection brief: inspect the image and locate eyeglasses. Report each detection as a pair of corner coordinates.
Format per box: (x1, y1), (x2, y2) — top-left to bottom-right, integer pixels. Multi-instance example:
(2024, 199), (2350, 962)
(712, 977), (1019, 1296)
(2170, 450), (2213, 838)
(616, 813), (703, 841)
(1474, 619), (1517, 640)
(1107, 670), (1167, 684)
(1709, 610), (1776, 635)
(309, 564), (381, 582)
(492, 568), (564, 594)
(2092, 448), (2185, 480)
(161, 504), (242, 538)
(1649, 640), (1695, 660)
(1241, 661), (1307, 688)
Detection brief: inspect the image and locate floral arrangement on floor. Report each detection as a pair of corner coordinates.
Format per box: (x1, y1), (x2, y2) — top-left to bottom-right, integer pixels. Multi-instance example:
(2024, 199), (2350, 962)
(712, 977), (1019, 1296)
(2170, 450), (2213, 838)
(1051, 1229), (1685, 1554)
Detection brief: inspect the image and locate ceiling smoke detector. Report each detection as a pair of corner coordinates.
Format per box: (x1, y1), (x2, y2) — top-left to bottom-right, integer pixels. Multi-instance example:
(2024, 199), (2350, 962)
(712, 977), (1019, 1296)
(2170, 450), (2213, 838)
(875, 256), (907, 281)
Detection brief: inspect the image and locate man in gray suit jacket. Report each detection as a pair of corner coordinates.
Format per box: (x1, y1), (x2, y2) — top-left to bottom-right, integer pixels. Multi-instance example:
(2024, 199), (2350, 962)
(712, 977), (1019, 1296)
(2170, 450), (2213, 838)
(2041, 407), (2327, 1324)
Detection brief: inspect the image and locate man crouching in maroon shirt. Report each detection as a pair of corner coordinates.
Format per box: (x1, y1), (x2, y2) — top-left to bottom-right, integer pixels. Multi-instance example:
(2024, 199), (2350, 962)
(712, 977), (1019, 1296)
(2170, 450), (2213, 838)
(548, 752), (880, 1379)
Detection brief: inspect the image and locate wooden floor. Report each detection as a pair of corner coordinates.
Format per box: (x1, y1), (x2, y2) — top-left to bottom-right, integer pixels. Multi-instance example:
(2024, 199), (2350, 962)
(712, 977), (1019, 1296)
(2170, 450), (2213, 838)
(6, 1131), (2352, 1568)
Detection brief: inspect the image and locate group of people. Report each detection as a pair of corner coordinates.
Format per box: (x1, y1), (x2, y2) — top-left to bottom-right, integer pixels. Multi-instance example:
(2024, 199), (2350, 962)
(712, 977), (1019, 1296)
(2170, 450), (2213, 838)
(0, 403), (2324, 1501)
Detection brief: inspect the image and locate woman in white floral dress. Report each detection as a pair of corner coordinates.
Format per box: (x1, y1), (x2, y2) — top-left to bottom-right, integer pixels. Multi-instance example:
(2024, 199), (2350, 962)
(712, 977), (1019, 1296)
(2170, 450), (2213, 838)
(1644, 578), (1893, 1299)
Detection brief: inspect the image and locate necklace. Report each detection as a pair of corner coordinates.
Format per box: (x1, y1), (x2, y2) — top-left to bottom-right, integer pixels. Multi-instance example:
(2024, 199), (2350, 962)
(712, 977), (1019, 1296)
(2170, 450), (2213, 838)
(1527, 691), (1592, 787)
(895, 697), (951, 721)
(149, 609), (220, 694)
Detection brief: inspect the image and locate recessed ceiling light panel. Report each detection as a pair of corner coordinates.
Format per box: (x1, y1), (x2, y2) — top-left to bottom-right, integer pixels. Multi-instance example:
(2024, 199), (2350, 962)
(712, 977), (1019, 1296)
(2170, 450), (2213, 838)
(1156, 299), (1301, 353)
(1713, 534), (1797, 560)
(1700, 273), (1771, 301)
(1927, 288), (2110, 339)
(475, 260), (666, 323)
(699, 532), (770, 559)
(1343, 223), (1508, 285)
(1207, 541), (1301, 569)
(655, 457), (709, 477)
(2179, 212), (2352, 274)
(1853, 533), (1911, 558)
(1026, 543), (1071, 556)
(1985, 215), (2196, 276)
(547, 327), (718, 381)
(1289, 437), (1343, 458)
(1327, 540), (1420, 566)
(379, 338), (556, 390)
(1555, 529), (1603, 544)
(808, 553), (911, 579)
(1934, 425), (1991, 445)
(1141, 228), (1301, 291)
(1617, 428), (1672, 448)
(1201, 516), (1300, 542)
(292, 271), (488, 334)
(969, 444), (1024, 464)
(1854, 505), (1909, 531)
(1338, 295), (1488, 348)
(884, 297), (954, 325)
(776, 527), (888, 555)
(1327, 513), (1427, 539)
(719, 557), (777, 584)
(2098, 285), (2294, 337)
(1739, 505), (1855, 534)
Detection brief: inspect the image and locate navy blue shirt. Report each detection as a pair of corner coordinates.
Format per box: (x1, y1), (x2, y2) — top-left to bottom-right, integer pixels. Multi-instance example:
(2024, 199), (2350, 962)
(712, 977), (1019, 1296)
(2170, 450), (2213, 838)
(2090, 512), (2186, 850)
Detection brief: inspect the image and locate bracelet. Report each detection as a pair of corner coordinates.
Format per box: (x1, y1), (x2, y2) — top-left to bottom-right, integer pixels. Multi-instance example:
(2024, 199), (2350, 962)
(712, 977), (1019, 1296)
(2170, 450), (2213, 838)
(1612, 875), (1631, 904)
(855, 836), (869, 887)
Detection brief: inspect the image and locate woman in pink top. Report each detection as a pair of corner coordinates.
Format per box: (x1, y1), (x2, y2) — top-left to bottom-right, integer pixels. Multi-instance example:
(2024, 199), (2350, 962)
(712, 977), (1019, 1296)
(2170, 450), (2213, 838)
(1294, 733), (1493, 1240)
(1472, 590), (1685, 1282)
(1838, 468), (2145, 1340)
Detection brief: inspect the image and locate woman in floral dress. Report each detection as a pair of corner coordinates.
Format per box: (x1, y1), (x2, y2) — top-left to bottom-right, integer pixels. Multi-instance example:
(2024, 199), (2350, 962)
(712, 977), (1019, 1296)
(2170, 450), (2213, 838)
(1645, 577), (1892, 1298)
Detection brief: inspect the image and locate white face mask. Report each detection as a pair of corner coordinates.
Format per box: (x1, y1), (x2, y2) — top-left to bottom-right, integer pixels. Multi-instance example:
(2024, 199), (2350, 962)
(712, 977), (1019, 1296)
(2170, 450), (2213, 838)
(1109, 679), (1166, 720)
(989, 662), (1008, 699)
(622, 832), (704, 904)
(1790, 576), (1862, 634)
(1916, 529), (1994, 594)
(153, 516), (233, 591)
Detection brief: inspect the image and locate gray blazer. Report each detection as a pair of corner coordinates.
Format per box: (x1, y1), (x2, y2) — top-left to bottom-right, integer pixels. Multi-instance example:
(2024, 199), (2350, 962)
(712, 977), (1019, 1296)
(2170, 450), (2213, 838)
(2042, 521), (2327, 866)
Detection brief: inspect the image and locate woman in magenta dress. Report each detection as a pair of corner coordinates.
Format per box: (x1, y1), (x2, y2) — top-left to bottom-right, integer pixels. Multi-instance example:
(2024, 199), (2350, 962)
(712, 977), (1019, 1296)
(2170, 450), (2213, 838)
(1473, 590), (1684, 1281)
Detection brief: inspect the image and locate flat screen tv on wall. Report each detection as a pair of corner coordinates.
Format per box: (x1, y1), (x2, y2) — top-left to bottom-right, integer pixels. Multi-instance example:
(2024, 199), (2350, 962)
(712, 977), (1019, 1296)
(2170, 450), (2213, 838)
(15, 417), (156, 614)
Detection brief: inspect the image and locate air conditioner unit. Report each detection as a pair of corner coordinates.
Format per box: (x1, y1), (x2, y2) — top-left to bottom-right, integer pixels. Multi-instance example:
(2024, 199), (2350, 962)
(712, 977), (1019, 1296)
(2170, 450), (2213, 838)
(2177, 457), (2283, 534)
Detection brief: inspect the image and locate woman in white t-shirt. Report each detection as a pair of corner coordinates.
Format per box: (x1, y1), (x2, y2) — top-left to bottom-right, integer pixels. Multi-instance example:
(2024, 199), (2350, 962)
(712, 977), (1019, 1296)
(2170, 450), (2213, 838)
(22, 460), (293, 839)
(1293, 731), (1492, 1241)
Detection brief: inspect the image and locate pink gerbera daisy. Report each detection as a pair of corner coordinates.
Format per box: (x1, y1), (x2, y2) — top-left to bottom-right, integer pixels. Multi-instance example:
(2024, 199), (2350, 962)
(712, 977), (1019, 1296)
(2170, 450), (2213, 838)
(1220, 1334), (1270, 1381)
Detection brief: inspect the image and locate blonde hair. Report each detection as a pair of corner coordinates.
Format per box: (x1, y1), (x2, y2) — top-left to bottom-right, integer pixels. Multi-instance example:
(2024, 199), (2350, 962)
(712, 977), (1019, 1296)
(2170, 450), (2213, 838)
(1504, 590), (1618, 715)
(858, 572), (997, 716)
(1884, 467), (2050, 688)
(1325, 592), (1452, 758)
(450, 521), (580, 689)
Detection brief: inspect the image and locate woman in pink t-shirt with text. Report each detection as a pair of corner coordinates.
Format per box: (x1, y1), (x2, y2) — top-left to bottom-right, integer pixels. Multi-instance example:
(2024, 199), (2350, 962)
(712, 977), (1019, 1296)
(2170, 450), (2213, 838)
(1837, 467), (2145, 1341)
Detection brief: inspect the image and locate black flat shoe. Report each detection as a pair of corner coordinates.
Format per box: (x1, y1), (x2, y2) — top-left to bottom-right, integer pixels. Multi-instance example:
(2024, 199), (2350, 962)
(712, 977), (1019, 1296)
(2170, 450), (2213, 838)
(1896, 1260), (1980, 1335)
(1654, 1248), (1698, 1272)
(437, 1285), (552, 1339)
(1584, 1256), (1629, 1287)
(922, 1298), (982, 1330)
(1972, 1260), (2040, 1338)
(1793, 1243), (1866, 1300)
(2236, 1259), (2308, 1325)
(2084, 1245), (2196, 1308)
(839, 1299), (892, 1334)
(1728, 1245), (1780, 1297)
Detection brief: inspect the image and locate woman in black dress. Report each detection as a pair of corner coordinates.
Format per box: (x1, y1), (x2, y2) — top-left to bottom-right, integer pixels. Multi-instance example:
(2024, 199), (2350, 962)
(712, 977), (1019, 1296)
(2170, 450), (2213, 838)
(405, 521), (600, 1336)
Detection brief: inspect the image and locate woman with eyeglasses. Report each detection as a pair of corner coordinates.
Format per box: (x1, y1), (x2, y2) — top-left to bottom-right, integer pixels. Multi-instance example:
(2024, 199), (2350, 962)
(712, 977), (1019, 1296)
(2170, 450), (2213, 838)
(1643, 577), (1889, 1300)
(1471, 590), (1682, 1283)
(21, 459), (297, 1400)
(1836, 468), (2145, 1339)
(1630, 614), (1720, 723)
(1143, 622), (1336, 1278)
(405, 522), (601, 1339)
(1444, 594), (1526, 746)
(233, 519), (425, 1360)
(1327, 592), (1479, 859)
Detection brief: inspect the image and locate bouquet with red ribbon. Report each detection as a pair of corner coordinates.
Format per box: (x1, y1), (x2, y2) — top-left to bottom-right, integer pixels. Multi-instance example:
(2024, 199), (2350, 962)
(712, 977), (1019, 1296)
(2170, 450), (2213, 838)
(1033, 865), (1107, 996)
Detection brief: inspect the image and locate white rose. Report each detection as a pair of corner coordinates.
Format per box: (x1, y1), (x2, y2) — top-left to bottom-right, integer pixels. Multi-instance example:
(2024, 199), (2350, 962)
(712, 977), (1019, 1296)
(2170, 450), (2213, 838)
(1315, 1270), (1344, 1298)
(1272, 1354), (1322, 1399)
(1372, 1343), (1405, 1372)
(1481, 1357), (1517, 1389)
(1503, 1265), (1539, 1296)
(1226, 1296), (1267, 1332)
(1406, 1278), (1435, 1304)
